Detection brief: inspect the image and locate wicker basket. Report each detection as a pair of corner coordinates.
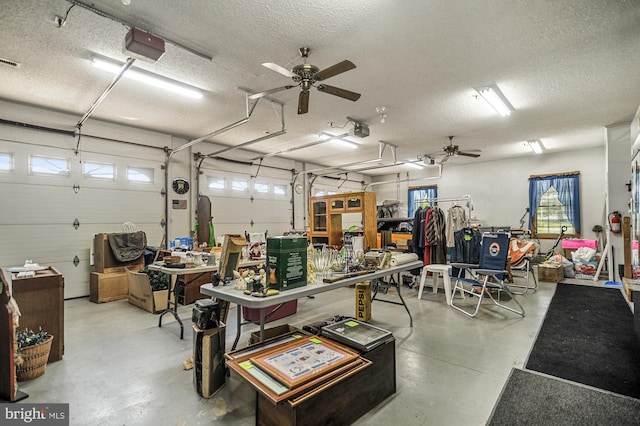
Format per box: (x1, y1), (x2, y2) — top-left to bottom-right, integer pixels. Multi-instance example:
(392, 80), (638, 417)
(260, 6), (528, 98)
(16, 335), (53, 382)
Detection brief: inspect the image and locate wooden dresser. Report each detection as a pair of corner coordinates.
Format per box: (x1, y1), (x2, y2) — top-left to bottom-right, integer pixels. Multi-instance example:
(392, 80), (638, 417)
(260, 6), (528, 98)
(11, 267), (64, 363)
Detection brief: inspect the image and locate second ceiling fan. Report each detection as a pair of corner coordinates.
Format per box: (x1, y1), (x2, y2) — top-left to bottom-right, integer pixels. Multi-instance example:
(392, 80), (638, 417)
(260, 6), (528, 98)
(429, 136), (481, 164)
(249, 47), (361, 114)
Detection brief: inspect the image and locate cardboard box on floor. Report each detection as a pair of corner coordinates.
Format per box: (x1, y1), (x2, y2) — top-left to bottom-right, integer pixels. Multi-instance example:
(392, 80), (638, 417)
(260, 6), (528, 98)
(90, 271), (129, 303)
(127, 269), (169, 313)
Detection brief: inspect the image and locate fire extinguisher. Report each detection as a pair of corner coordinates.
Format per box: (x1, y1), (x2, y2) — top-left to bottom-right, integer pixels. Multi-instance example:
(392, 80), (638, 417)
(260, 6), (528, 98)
(609, 211), (622, 234)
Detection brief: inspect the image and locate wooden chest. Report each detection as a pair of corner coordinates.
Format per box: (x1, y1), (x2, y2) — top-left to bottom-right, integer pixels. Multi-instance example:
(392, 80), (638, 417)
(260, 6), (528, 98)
(93, 233), (144, 273)
(256, 336), (396, 426)
(538, 264), (564, 283)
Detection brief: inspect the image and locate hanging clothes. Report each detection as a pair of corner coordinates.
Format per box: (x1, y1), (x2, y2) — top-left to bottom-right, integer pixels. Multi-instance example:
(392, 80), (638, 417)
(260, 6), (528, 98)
(410, 206), (426, 275)
(411, 205), (425, 259)
(422, 207), (433, 266)
(425, 207), (447, 264)
(451, 227), (482, 264)
(446, 205), (467, 248)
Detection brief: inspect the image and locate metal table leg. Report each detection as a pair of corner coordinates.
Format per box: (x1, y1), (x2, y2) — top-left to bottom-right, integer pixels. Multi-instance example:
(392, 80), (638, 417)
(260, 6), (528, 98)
(158, 275), (185, 339)
(259, 308), (265, 342)
(372, 272), (413, 327)
(231, 304), (242, 350)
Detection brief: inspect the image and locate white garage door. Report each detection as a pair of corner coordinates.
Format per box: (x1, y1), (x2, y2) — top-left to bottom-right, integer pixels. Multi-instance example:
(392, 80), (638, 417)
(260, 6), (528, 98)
(0, 131), (165, 298)
(198, 159), (294, 239)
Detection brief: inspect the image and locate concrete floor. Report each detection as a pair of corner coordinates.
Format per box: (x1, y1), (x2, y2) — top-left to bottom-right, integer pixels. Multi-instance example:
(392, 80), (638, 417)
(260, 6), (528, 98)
(16, 275), (610, 425)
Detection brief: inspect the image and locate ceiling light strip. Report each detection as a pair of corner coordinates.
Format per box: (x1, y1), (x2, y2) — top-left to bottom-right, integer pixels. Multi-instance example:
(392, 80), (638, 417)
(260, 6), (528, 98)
(477, 85), (513, 117)
(527, 139), (544, 154)
(92, 57), (203, 99)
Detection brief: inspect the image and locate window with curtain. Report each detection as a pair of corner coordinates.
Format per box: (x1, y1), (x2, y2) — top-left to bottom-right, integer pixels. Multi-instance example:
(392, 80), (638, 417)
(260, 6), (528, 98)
(529, 171), (580, 238)
(408, 185), (438, 218)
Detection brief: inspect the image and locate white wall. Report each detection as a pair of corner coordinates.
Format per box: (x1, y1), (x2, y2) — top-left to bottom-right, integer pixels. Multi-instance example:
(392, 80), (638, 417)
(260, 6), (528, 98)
(372, 147), (606, 254)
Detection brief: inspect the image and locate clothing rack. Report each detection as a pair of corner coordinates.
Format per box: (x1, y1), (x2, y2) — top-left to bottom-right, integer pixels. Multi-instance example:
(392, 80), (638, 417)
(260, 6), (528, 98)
(415, 195), (474, 226)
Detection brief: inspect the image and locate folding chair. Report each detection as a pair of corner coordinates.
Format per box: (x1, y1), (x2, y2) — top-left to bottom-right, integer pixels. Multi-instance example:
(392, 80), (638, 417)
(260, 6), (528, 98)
(450, 232), (525, 318)
(507, 238), (537, 294)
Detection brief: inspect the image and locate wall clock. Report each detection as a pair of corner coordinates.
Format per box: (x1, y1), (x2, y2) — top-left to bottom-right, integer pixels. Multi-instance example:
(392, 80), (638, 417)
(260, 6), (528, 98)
(172, 177), (190, 195)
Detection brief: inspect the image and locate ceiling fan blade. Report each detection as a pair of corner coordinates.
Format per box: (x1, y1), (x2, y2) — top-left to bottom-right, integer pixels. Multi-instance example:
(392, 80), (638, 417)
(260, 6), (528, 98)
(315, 60), (356, 81)
(440, 155), (451, 164)
(298, 90), (310, 114)
(317, 84), (361, 101)
(261, 62), (296, 78)
(248, 85), (295, 100)
(457, 151), (481, 158)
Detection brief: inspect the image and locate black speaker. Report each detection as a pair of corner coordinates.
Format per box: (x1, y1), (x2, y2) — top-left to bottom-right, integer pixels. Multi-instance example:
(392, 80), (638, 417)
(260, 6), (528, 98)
(192, 299), (219, 330)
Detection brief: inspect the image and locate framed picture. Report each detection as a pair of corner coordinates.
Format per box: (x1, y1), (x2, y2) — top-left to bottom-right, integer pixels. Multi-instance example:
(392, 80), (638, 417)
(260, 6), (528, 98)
(321, 319), (392, 351)
(219, 234), (246, 280)
(251, 336), (359, 389)
(226, 355), (369, 404)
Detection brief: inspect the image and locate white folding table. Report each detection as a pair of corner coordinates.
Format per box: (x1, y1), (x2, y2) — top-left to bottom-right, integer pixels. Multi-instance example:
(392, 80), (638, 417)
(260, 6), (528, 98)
(201, 260), (423, 349)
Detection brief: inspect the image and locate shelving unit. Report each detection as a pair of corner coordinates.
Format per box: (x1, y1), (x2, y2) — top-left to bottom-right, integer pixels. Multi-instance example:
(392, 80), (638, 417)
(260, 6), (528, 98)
(309, 191), (378, 249)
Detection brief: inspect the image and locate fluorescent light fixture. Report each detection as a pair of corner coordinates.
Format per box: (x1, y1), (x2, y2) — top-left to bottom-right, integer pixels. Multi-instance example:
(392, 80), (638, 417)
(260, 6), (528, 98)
(91, 57), (203, 99)
(318, 132), (357, 149)
(477, 85), (513, 117)
(331, 138), (358, 149)
(527, 139), (544, 154)
(404, 161), (424, 169)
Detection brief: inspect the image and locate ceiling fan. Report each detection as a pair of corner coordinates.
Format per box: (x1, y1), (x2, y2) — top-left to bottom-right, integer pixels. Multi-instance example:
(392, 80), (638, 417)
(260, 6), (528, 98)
(430, 136), (481, 164)
(248, 47), (361, 114)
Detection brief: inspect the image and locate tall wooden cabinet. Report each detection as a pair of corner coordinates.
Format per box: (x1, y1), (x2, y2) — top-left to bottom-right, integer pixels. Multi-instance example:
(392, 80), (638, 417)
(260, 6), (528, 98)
(11, 267), (64, 363)
(309, 191), (378, 249)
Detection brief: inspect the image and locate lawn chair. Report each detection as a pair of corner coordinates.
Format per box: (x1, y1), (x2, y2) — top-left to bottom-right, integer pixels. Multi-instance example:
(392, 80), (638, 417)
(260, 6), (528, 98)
(450, 232), (525, 318)
(507, 238), (537, 294)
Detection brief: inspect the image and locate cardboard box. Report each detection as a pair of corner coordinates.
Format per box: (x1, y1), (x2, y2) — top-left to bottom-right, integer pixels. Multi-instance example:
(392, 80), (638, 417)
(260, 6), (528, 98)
(538, 264), (564, 283)
(90, 271), (129, 303)
(242, 300), (298, 324)
(267, 236), (307, 291)
(249, 324), (301, 345)
(355, 281), (372, 321)
(193, 324), (226, 398)
(127, 269), (169, 313)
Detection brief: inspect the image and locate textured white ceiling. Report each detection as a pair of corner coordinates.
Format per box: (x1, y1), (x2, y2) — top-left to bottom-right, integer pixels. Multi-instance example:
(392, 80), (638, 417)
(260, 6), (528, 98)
(1, 0), (639, 175)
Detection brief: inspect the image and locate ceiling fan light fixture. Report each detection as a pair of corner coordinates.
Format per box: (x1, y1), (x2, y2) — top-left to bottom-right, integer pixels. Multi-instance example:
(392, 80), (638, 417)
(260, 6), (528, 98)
(477, 85), (513, 117)
(91, 57), (203, 99)
(527, 139), (544, 154)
